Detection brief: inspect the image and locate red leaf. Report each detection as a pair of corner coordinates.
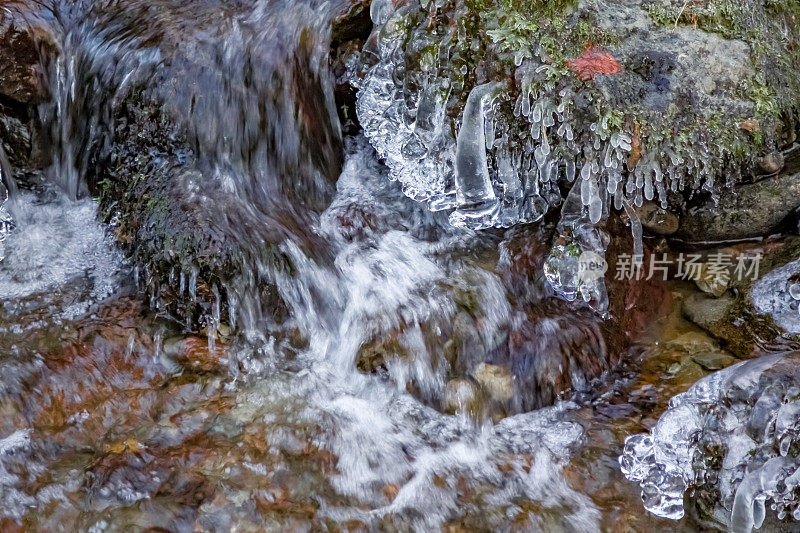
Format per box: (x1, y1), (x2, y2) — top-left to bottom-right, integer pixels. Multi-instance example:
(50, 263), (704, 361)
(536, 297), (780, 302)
(567, 45), (623, 81)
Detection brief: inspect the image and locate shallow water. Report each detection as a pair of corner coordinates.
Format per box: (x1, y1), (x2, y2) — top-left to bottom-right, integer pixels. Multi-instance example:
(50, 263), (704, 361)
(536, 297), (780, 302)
(0, 146), (739, 531)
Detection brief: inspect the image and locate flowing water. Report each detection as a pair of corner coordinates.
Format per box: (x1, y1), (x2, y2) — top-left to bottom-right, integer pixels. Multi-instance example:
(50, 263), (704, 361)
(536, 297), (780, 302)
(0, 0), (763, 531)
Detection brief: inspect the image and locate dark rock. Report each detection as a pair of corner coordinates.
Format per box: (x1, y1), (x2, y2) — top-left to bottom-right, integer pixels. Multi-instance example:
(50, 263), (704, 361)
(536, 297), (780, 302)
(784, 144), (800, 174)
(678, 172), (800, 242)
(0, 3), (53, 170)
(331, 0), (372, 48)
(330, 0), (373, 135)
(0, 3), (52, 105)
(93, 97), (294, 328)
(0, 106), (31, 168)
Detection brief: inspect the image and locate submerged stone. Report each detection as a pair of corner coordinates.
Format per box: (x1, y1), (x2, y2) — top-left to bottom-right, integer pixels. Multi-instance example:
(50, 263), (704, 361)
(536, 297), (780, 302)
(634, 201), (679, 236)
(681, 238), (800, 357)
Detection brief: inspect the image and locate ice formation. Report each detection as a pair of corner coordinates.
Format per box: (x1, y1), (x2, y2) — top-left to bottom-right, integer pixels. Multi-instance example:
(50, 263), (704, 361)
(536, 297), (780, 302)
(0, 144), (16, 261)
(352, 0), (723, 313)
(751, 258), (800, 334)
(450, 82), (502, 229)
(620, 354), (800, 531)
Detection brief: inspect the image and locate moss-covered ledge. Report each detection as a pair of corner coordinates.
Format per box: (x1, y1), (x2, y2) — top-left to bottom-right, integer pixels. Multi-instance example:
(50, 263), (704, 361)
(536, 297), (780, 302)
(356, 0), (800, 221)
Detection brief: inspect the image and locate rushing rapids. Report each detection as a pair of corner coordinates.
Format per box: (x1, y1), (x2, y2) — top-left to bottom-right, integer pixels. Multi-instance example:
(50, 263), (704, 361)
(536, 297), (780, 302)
(0, 0), (798, 530)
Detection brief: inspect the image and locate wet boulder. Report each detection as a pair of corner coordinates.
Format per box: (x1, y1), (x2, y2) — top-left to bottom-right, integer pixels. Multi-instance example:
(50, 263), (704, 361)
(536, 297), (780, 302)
(621, 351), (800, 531)
(349, 0), (800, 323)
(682, 237), (800, 358)
(354, 0), (800, 236)
(678, 168), (800, 243)
(1, 0), (354, 329)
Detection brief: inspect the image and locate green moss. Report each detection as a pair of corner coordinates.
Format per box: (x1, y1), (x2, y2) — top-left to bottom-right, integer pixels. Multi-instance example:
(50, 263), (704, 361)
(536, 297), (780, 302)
(647, 0), (800, 122)
(477, 0), (617, 65)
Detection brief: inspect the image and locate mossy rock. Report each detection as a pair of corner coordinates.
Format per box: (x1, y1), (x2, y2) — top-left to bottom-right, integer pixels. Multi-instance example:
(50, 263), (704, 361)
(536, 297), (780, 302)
(358, 0), (800, 230)
(8, 0), (355, 330)
(90, 96), (293, 328)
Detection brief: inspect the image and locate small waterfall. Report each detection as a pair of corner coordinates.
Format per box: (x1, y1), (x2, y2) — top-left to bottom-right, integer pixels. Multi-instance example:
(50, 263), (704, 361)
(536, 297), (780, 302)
(39, 0), (343, 202)
(0, 144), (17, 261)
(228, 137), (603, 529)
(37, 1), (164, 200)
(34, 0), (348, 335)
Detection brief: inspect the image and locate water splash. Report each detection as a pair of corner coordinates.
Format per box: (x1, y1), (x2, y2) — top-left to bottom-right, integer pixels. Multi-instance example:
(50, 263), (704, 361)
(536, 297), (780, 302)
(0, 187), (126, 319)
(228, 138), (603, 529)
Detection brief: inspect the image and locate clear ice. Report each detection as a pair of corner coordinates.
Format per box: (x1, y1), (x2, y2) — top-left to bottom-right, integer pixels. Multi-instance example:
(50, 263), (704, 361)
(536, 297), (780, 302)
(620, 354), (800, 531)
(751, 258), (800, 333)
(449, 82), (501, 229)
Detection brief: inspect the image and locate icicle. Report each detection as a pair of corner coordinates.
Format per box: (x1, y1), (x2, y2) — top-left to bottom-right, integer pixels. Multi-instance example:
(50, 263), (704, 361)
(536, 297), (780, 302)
(449, 82), (501, 229)
(532, 100), (542, 123)
(622, 198), (643, 265)
(521, 90), (531, 117)
(588, 178), (602, 224)
(644, 171), (654, 201)
(189, 266), (198, 302)
(565, 158), (576, 182)
(540, 124), (550, 156)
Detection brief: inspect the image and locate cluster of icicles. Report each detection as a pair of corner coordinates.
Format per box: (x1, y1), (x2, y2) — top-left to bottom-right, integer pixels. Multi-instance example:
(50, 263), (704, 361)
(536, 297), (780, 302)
(621, 354), (800, 532)
(354, 0), (727, 312)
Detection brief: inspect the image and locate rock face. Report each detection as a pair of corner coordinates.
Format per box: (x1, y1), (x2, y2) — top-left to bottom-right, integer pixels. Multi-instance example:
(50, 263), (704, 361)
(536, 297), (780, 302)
(0, 2), (52, 170)
(621, 351), (800, 531)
